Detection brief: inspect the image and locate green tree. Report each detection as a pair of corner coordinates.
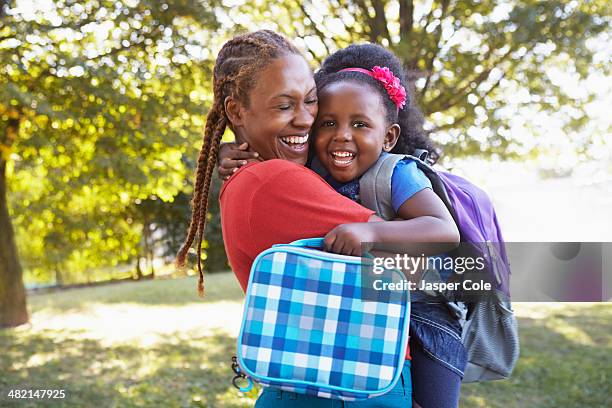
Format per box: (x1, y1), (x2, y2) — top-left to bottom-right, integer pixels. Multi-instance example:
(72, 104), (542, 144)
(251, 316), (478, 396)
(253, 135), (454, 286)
(227, 0), (610, 158)
(130, 179), (229, 276)
(0, 0), (219, 327)
(2, 0), (609, 328)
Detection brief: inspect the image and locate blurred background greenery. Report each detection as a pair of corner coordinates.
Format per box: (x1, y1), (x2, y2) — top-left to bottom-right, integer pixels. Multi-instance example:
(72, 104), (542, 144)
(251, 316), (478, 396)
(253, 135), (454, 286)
(1, 0), (610, 320)
(0, 1), (611, 401)
(0, 1), (610, 406)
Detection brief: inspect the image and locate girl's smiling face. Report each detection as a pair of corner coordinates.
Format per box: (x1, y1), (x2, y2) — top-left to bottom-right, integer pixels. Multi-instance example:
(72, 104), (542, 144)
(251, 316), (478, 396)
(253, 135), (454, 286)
(314, 81), (400, 182)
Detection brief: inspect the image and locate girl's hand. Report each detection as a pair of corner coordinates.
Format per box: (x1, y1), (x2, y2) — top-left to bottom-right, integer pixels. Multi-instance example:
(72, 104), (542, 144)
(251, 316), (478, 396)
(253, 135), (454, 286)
(217, 142), (260, 180)
(324, 223), (378, 256)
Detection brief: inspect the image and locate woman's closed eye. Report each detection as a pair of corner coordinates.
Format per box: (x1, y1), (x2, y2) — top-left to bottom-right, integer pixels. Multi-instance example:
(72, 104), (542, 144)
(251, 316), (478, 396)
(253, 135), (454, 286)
(278, 98), (316, 110)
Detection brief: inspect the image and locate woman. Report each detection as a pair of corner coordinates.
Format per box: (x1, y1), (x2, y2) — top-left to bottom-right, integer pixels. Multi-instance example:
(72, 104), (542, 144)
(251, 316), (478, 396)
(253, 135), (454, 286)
(176, 30), (462, 407)
(175, 30), (379, 294)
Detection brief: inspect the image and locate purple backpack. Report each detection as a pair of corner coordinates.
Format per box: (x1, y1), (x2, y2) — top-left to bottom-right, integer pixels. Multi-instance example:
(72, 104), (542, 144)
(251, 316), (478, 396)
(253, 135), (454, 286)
(359, 151), (519, 382)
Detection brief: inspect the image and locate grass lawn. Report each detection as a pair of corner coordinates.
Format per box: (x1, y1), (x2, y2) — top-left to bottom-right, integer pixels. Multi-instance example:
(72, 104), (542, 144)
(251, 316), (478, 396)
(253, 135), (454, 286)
(1, 273), (610, 407)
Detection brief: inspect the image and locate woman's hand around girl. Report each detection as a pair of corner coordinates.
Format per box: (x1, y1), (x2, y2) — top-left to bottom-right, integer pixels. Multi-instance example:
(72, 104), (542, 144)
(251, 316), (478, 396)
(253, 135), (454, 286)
(217, 142), (260, 180)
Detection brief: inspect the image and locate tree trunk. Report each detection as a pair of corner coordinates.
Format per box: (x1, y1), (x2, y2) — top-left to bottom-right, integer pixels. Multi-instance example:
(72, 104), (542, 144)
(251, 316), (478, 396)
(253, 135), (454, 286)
(141, 217), (155, 279)
(135, 255), (143, 280)
(0, 154), (29, 328)
(148, 245), (155, 278)
(55, 265), (63, 286)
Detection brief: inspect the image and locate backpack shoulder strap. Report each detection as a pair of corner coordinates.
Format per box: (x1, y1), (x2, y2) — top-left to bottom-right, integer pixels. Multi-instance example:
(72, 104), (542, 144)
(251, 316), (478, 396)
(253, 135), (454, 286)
(359, 153), (406, 220)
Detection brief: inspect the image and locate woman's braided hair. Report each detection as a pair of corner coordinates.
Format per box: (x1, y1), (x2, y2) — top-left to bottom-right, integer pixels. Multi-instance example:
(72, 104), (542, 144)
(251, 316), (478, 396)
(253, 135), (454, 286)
(314, 43), (439, 162)
(176, 30), (300, 296)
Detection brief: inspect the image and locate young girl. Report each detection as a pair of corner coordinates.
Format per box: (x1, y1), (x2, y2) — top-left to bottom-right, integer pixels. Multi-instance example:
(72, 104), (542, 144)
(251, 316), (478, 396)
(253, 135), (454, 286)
(311, 45), (458, 257)
(219, 43), (466, 408)
(313, 45), (466, 408)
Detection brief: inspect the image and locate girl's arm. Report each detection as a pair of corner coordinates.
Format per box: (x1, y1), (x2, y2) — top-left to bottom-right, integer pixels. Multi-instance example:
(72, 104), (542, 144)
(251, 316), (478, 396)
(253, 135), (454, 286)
(217, 142), (260, 180)
(324, 188), (459, 256)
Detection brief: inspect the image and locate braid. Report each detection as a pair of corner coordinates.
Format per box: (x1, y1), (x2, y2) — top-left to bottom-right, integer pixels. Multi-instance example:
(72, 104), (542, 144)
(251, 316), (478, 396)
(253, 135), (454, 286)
(175, 102), (221, 271)
(176, 104), (221, 278)
(194, 117), (226, 295)
(176, 30), (299, 296)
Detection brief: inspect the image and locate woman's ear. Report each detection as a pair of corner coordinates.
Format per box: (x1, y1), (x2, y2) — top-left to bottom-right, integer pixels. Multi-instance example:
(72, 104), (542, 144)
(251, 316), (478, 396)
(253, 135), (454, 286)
(383, 124), (401, 152)
(224, 96), (243, 128)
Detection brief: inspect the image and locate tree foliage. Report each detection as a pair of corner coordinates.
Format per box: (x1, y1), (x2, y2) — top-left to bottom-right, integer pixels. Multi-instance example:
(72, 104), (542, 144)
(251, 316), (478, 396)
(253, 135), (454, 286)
(1, 0), (221, 286)
(0, 0), (609, 303)
(224, 0), (610, 158)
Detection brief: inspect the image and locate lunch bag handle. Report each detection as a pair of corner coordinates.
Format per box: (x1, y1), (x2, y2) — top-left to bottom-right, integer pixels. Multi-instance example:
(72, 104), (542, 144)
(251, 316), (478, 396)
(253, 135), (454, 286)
(274, 237), (325, 249)
(274, 238), (375, 260)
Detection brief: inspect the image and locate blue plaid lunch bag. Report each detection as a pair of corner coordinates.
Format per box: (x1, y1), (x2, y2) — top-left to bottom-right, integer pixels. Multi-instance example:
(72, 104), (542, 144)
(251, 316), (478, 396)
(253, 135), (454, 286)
(234, 238), (410, 401)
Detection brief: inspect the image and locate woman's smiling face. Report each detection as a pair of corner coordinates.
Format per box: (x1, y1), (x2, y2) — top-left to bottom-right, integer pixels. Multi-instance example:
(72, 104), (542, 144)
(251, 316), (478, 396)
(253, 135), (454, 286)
(314, 81), (399, 183)
(229, 54), (318, 165)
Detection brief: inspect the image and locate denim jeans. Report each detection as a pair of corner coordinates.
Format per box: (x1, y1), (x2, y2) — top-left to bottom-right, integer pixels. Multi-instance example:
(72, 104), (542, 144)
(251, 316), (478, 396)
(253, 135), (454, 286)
(410, 300), (467, 377)
(410, 256), (468, 377)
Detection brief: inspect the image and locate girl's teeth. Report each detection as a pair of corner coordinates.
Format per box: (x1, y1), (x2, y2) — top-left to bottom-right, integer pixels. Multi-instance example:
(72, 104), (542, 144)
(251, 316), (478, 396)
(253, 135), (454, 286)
(332, 151), (355, 158)
(331, 151), (355, 166)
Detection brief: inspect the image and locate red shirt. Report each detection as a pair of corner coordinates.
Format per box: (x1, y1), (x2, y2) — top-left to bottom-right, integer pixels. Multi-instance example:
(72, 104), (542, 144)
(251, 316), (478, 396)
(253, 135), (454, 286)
(220, 159), (410, 359)
(220, 159), (374, 288)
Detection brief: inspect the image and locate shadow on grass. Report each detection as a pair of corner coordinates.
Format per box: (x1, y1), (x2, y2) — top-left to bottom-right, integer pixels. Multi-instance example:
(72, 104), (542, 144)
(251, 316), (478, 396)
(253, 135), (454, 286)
(12, 279), (611, 407)
(460, 305), (611, 408)
(0, 328), (256, 408)
(28, 273), (245, 314)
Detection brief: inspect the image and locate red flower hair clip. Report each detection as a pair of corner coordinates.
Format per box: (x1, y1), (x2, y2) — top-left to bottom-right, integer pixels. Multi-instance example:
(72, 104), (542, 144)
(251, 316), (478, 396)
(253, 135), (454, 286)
(339, 66), (407, 110)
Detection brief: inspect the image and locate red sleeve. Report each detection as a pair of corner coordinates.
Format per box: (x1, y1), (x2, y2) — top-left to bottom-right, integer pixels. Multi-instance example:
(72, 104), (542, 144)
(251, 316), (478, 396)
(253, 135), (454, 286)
(220, 160), (410, 359)
(245, 160), (374, 255)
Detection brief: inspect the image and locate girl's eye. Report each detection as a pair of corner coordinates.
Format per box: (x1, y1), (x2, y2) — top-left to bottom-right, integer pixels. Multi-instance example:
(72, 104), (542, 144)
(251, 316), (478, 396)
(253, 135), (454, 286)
(353, 121), (367, 128)
(321, 120), (335, 127)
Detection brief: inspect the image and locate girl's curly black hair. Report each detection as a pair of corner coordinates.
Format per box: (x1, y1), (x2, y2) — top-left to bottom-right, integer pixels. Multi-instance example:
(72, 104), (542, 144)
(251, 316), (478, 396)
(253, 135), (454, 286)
(314, 43), (438, 163)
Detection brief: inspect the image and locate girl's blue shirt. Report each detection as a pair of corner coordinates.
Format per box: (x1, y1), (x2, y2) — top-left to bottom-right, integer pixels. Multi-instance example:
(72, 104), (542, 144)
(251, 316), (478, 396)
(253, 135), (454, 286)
(324, 152), (432, 211)
(389, 157), (432, 212)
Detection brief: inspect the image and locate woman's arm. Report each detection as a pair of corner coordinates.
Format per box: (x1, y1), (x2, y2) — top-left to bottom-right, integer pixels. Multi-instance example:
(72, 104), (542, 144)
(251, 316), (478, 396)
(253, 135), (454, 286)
(222, 159), (380, 290)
